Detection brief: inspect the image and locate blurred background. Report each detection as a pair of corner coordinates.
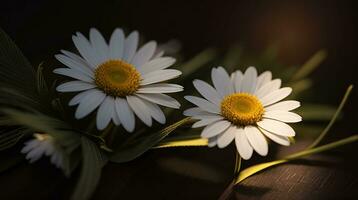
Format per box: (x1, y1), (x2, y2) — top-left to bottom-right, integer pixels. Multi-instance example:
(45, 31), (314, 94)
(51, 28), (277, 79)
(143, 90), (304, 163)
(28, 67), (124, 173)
(0, 0), (357, 199)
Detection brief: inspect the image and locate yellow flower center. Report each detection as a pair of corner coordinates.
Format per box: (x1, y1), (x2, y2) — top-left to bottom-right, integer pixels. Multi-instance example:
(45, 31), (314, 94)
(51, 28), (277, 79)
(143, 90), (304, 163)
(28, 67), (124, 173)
(220, 93), (264, 126)
(94, 60), (141, 97)
(34, 133), (50, 141)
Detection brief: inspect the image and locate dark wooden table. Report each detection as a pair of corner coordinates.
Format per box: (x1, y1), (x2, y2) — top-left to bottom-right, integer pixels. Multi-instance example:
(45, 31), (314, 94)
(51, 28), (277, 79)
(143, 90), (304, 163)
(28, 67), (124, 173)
(0, 135), (357, 200)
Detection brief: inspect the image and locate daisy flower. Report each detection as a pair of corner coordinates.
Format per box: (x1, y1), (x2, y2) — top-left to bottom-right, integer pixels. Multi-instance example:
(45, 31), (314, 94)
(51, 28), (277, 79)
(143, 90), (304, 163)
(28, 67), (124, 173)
(184, 66), (302, 160)
(21, 133), (64, 169)
(54, 28), (183, 131)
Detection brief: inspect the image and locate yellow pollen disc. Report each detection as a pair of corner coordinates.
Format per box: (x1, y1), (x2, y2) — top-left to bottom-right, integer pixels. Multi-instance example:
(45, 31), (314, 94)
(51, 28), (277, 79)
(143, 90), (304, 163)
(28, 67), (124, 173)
(220, 93), (264, 126)
(34, 133), (50, 141)
(94, 60), (141, 97)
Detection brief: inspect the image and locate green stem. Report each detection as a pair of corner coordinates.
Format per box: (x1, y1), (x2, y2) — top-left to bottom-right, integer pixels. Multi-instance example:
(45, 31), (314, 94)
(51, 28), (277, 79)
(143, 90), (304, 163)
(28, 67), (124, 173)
(235, 134), (358, 184)
(218, 150), (242, 200)
(307, 85), (353, 149)
(287, 134), (358, 160)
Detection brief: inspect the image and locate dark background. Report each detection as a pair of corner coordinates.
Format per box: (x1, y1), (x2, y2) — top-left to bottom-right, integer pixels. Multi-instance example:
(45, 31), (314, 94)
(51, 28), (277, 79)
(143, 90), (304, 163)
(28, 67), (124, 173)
(0, 0), (357, 199)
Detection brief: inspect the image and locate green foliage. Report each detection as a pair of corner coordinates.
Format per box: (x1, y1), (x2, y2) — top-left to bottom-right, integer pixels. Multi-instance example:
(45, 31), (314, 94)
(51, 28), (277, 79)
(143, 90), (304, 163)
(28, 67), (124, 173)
(291, 50), (327, 81)
(71, 136), (107, 200)
(0, 128), (30, 151)
(110, 117), (191, 163)
(296, 103), (338, 121)
(0, 28), (37, 98)
(179, 48), (218, 81)
(235, 135), (358, 185)
(0, 109), (81, 175)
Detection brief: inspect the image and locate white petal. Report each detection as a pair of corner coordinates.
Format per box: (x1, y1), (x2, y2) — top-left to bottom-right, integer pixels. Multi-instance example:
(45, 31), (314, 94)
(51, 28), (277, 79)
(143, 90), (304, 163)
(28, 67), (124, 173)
(75, 90), (106, 119)
(127, 95), (152, 126)
(69, 89), (98, 106)
(55, 54), (94, 77)
(257, 119), (295, 136)
(138, 57), (176, 75)
(44, 142), (55, 156)
(259, 128), (290, 146)
(193, 79), (221, 105)
(53, 68), (93, 83)
(184, 96), (220, 114)
(217, 125), (236, 148)
(89, 28), (108, 64)
(21, 140), (40, 153)
(235, 127), (253, 160)
(109, 28), (124, 59)
(263, 110), (302, 123)
(27, 144), (46, 162)
(131, 41), (157, 67)
(72, 33), (98, 68)
(201, 120), (231, 138)
(191, 114), (223, 120)
(137, 83), (183, 93)
(152, 50), (164, 59)
(56, 81), (95, 92)
(115, 97), (135, 132)
(211, 67), (234, 97)
(260, 87), (292, 106)
(230, 71), (236, 82)
(264, 100), (301, 111)
(140, 69), (181, 85)
(183, 107), (211, 117)
(140, 99), (166, 124)
(208, 136), (218, 147)
(112, 109), (121, 126)
(192, 116), (224, 128)
(96, 96), (114, 130)
(241, 66), (258, 93)
(233, 70), (243, 92)
(244, 126), (268, 156)
(255, 79), (281, 98)
(256, 71), (272, 90)
(123, 31), (139, 62)
(135, 93), (180, 109)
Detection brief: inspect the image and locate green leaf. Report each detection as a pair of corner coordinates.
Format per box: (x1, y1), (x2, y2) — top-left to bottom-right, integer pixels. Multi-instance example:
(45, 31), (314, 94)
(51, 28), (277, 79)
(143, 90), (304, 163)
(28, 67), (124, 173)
(296, 103), (338, 121)
(0, 27), (36, 97)
(153, 138), (208, 148)
(110, 117), (191, 163)
(235, 135), (358, 184)
(71, 136), (107, 200)
(291, 50), (327, 81)
(0, 128), (29, 151)
(307, 85), (353, 148)
(0, 109), (71, 135)
(179, 48), (217, 80)
(288, 78), (313, 97)
(0, 87), (44, 112)
(36, 62), (50, 99)
(222, 45), (242, 71)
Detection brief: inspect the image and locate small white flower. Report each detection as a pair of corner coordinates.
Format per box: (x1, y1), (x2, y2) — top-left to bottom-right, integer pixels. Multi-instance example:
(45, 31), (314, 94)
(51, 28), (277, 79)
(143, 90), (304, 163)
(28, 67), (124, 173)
(184, 66), (302, 160)
(21, 133), (64, 169)
(54, 28), (183, 131)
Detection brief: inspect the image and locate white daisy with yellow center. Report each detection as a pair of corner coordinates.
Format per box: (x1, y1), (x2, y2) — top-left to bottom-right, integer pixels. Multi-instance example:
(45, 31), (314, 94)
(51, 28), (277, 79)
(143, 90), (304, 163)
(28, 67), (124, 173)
(21, 133), (64, 169)
(184, 66), (302, 160)
(54, 28), (183, 131)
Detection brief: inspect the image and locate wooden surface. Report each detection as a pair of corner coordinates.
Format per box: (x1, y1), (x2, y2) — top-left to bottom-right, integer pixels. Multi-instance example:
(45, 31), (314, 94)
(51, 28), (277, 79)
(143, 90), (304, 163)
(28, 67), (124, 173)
(0, 138), (357, 200)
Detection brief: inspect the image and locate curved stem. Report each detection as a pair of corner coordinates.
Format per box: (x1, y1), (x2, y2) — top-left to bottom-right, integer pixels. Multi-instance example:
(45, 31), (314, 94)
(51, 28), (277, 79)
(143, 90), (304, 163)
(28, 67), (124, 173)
(235, 134), (358, 184)
(218, 151), (241, 200)
(307, 85), (353, 149)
